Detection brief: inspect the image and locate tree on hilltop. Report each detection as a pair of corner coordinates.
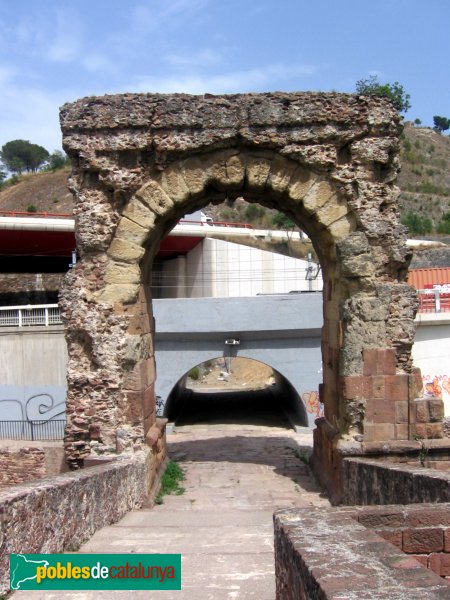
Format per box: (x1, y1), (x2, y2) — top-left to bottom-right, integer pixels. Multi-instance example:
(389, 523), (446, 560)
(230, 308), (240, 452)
(45, 150), (70, 171)
(355, 75), (411, 113)
(0, 139), (49, 174)
(433, 116), (450, 134)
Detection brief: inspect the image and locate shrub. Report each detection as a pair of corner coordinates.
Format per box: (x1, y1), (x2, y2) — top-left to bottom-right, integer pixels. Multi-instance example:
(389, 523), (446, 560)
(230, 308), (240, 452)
(245, 203), (265, 222)
(26, 204), (38, 213)
(401, 211), (433, 235)
(188, 367), (200, 380)
(437, 213), (450, 234)
(155, 461), (185, 504)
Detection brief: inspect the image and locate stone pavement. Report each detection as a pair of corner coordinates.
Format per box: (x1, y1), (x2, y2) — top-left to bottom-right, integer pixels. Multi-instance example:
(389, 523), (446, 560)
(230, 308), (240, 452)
(11, 422), (329, 600)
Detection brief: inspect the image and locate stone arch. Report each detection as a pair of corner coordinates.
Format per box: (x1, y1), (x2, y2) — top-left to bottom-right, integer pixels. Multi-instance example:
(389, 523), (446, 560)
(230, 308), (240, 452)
(60, 92), (435, 499)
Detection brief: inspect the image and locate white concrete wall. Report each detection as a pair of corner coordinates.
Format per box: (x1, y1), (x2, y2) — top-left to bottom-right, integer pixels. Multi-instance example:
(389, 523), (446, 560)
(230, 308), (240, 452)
(413, 320), (450, 417)
(0, 326), (67, 422)
(160, 237), (323, 298)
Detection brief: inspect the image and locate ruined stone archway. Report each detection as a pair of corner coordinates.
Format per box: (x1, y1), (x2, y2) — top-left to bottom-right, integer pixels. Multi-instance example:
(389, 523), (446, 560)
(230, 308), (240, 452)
(59, 92), (440, 500)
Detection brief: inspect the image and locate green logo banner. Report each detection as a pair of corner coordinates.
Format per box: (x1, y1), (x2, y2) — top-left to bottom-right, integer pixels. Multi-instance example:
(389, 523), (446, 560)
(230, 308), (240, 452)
(10, 553), (181, 590)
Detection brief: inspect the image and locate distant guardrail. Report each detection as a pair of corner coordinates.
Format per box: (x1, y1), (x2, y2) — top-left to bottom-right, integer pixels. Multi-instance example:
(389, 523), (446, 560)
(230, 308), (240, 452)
(178, 219), (254, 229)
(0, 420), (66, 440)
(0, 304), (62, 327)
(417, 289), (450, 313)
(0, 211), (72, 218)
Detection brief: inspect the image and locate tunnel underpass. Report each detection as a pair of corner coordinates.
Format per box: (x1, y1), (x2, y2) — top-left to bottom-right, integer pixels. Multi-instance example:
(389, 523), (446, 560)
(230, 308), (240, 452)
(163, 357), (309, 430)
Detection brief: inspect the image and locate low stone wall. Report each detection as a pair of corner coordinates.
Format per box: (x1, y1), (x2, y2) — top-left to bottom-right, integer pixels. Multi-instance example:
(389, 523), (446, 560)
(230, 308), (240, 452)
(0, 448), (164, 595)
(274, 506), (450, 599)
(356, 504), (450, 578)
(0, 447), (46, 487)
(343, 456), (450, 505)
(0, 443), (69, 488)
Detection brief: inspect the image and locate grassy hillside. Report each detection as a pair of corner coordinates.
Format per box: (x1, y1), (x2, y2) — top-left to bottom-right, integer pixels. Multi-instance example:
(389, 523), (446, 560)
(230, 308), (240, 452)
(398, 122), (450, 234)
(0, 167), (73, 214)
(1, 123), (449, 235)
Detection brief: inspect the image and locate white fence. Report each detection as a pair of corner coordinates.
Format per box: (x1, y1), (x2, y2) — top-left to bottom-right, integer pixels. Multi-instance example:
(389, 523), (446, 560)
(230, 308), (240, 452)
(0, 304), (62, 327)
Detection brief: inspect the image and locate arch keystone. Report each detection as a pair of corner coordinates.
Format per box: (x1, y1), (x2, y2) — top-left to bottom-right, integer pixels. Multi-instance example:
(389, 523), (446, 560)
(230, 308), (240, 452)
(245, 157), (272, 191)
(136, 179), (176, 214)
(267, 156), (298, 194)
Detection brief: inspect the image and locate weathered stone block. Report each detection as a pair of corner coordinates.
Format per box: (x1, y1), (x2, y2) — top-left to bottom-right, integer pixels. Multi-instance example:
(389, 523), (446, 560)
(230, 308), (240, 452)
(414, 400), (430, 423)
(364, 423), (395, 442)
(302, 180), (335, 213)
(385, 374), (409, 401)
(403, 528), (444, 554)
(105, 262), (141, 285)
(363, 348), (396, 376)
(155, 169), (189, 205)
(413, 423), (443, 439)
(287, 166), (316, 201)
(429, 398), (445, 422)
(341, 375), (372, 400)
(115, 216), (150, 246)
(135, 180), (176, 215)
(395, 423), (409, 439)
(95, 283), (140, 304)
(395, 401), (409, 424)
(122, 198), (158, 230)
(245, 157), (272, 190)
(107, 238), (145, 263)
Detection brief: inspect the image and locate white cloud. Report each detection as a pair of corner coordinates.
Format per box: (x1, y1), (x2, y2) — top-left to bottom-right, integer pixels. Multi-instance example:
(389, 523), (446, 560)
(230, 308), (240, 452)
(0, 81), (71, 152)
(46, 10), (84, 63)
(130, 63), (319, 95)
(130, 0), (210, 33)
(82, 53), (116, 73)
(164, 48), (223, 68)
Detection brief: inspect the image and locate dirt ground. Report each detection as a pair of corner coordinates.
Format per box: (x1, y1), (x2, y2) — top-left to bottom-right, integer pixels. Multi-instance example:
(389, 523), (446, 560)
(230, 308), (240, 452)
(186, 357), (274, 391)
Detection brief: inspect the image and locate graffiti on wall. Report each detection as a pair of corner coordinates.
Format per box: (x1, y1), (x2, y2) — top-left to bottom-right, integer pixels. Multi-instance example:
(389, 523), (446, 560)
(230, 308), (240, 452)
(422, 374), (450, 417)
(302, 391), (324, 418)
(0, 388), (66, 422)
(421, 374), (450, 399)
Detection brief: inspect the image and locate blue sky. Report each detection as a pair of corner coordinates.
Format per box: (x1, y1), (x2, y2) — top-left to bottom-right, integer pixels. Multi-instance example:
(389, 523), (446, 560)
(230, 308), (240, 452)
(0, 0), (448, 154)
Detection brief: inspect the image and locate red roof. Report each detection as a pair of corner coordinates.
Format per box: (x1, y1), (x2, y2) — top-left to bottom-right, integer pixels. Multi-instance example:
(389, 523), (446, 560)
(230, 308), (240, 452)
(408, 268), (450, 289)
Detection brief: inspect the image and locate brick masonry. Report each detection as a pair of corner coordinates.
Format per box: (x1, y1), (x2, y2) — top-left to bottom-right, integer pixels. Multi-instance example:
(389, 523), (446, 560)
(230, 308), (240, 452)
(0, 447), (46, 487)
(274, 505), (450, 599)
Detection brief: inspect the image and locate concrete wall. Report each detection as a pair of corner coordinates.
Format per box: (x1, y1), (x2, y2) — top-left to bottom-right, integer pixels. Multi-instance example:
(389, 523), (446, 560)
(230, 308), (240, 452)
(413, 317), (450, 416)
(159, 238), (322, 298)
(0, 325), (67, 422)
(0, 305), (448, 433)
(153, 294), (323, 427)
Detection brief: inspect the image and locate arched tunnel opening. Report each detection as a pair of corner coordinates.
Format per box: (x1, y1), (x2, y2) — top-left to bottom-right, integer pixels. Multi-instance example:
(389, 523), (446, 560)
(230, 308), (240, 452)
(162, 357), (309, 429)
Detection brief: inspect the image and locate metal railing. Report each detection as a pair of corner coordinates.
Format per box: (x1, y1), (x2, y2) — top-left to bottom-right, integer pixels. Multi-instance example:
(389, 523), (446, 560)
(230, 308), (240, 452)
(0, 210), (72, 218)
(0, 304), (62, 327)
(417, 289), (450, 313)
(178, 219), (254, 229)
(0, 420), (66, 440)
